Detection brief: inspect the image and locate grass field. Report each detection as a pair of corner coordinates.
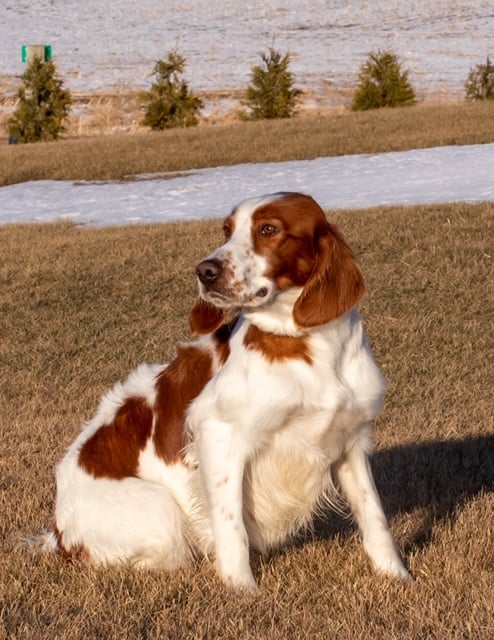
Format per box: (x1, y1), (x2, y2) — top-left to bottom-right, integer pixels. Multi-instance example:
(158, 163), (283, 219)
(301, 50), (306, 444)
(1, 105), (493, 638)
(2, 100), (494, 187)
(1, 202), (493, 639)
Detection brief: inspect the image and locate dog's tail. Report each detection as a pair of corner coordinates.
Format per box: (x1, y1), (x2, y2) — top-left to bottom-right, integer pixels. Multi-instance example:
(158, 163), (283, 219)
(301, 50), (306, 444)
(19, 530), (58, 554)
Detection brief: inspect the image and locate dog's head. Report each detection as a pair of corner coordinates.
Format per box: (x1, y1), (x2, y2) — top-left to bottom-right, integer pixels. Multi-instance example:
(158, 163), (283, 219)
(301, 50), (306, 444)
(190, 192), (365, 334)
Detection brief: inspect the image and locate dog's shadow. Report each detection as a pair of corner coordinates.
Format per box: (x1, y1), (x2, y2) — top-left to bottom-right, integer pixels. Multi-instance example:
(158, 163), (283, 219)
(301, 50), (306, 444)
(312, 434), (494, 552)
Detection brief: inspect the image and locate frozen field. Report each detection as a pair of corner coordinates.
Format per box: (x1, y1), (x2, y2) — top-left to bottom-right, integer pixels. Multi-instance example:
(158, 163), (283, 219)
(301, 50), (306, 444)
(1, 1), (492, 102)
(1, 3), (493, 227)
(2, 144), (493, 227)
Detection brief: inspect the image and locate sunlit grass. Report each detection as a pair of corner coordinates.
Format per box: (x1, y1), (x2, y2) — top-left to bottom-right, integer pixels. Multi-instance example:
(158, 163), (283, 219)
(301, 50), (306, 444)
(1, 100), (494, 187)
(1, 202), (492, 639)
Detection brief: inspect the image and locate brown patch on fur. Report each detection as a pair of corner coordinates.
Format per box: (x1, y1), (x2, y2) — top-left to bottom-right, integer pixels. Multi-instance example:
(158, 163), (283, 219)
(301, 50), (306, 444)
(154, 344), (214, 464)
(252, 193), (321, 291)
(78, 397), (153, 479)
(293, 223), (365, 328)
(243, 324), (313, 364)
(54, 526), (89, 562)
(252, 193), (365, 327)
(222, 213), (235, 240)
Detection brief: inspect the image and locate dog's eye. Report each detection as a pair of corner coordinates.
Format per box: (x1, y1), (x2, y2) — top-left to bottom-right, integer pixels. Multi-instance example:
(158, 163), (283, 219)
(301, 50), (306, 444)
(259, 223), (280, 237)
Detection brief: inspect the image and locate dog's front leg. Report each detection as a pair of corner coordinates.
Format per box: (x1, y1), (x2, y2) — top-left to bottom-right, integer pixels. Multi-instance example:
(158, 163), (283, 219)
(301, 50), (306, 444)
(335, 436), (411, 581)
(196, 418), (257, 591)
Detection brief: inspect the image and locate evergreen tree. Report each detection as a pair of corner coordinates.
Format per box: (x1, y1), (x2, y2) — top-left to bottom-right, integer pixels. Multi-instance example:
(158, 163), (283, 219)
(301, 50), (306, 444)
(241, 48), (301, 120)
(8, 57), (72, 143)
(352, 50), (416, 111)
(464, 57), (494, 100)
(140, 52), (203, 130)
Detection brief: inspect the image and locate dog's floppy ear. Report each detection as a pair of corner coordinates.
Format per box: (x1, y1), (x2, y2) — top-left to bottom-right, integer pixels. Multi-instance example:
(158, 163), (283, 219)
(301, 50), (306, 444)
(189, 298), (228, 335)
(293, 223), (365, 328)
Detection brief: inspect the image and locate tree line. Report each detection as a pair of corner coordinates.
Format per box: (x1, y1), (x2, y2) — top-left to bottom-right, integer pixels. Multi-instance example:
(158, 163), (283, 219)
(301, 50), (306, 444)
(7, 48), (494, 143)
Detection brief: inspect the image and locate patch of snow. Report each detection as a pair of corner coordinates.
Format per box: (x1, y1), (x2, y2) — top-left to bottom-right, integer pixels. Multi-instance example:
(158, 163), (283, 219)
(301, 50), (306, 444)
(1, 144), (493, 227)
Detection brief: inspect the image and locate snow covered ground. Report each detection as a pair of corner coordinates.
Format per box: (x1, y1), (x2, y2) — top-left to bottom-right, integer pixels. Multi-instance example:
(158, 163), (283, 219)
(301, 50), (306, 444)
(1, 143), (493, 227)
(1, 1), (492, 102)
(1, 3), (492, 227)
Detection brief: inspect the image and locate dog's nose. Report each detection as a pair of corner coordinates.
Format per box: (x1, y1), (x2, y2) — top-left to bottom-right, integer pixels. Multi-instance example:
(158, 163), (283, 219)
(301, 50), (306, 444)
(196, 258), (222, 285)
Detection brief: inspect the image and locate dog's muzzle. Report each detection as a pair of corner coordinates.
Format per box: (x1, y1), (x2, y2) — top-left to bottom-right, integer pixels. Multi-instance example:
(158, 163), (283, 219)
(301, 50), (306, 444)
(196, 257), (270, 302)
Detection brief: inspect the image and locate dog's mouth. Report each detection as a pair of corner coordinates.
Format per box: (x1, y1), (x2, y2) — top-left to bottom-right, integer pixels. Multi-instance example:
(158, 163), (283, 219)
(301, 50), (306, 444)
(200, 285), (272, 309)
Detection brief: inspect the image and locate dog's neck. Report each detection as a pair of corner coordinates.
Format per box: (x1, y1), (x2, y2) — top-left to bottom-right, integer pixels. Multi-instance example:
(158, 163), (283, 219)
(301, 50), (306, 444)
(242, 288), (304, 336)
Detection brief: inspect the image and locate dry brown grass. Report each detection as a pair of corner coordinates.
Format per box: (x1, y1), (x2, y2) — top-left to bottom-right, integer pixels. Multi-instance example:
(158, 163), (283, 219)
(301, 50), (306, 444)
(1, 203), (493, 639)
(1, 100), (494, 187)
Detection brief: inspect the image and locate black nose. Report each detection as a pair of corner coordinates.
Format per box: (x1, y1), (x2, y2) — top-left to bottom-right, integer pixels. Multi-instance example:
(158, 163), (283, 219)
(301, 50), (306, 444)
(196, 258), (222, 285)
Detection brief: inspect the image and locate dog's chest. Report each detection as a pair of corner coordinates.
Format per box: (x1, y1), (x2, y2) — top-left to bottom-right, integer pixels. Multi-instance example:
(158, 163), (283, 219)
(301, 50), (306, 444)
(241, 428), (335, 550)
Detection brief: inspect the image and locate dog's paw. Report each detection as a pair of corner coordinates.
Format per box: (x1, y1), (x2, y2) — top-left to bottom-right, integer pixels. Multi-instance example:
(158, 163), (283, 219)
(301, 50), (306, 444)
(375, 556), (413, 582)
(223, 571), (259, 593)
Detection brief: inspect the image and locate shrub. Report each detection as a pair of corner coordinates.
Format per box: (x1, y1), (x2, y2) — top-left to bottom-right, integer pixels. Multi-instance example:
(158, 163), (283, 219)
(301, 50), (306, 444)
(352, 50), (416, 111)
(140, 51), (203, 130)
(240, 47), (301, 120)
(8, 57), (72, 143)
(464, 57), (494, 100)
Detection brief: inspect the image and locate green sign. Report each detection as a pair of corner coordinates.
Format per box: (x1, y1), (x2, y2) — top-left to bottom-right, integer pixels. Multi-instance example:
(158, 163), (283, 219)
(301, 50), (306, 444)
(21, 44), (52, 63)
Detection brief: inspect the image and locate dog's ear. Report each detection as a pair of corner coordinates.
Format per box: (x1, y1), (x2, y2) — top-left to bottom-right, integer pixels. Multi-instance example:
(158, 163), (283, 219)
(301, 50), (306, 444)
(189, 299), (227, 335)
(293, 224), (365, 328)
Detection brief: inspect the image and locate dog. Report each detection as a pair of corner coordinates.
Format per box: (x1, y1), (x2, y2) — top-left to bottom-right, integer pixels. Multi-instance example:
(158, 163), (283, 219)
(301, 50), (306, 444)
(38, 192), (410, 590)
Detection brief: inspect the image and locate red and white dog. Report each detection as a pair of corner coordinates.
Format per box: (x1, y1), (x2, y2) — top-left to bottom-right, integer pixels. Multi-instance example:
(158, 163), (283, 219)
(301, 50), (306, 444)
(39, 192), (409, 589)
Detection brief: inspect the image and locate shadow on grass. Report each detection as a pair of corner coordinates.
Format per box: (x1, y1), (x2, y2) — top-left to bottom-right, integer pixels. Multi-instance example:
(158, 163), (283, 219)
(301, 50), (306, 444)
(313, 434), (494, 549)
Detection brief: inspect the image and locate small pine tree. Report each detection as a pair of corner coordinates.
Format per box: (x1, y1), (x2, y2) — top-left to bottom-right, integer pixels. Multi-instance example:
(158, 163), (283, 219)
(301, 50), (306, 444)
(140, 52), (203, 130)
(352, 50), (416, 111)
(464, 57), (494, 100)
(241, 48), (301, 120)
(8, 57), (72, 143)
